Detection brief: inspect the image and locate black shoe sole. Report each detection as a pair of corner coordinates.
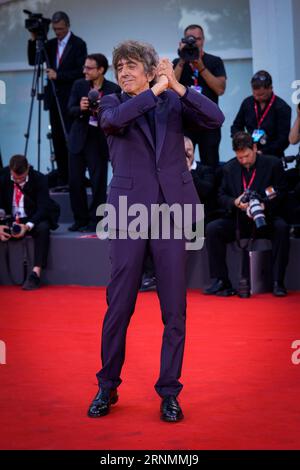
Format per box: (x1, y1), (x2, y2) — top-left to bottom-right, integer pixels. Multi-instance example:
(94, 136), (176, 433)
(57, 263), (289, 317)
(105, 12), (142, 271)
(160, 412), (184, 423)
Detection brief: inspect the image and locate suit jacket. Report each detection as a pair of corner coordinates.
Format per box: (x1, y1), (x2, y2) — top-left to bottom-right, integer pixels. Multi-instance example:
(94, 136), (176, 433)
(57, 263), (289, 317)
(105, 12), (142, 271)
(28, 33), (87, 111)
(218, 154), (287, 219)
(0, 167), (54, 226)
(99, 87), (224, 229)
(68, 78), (121, 154)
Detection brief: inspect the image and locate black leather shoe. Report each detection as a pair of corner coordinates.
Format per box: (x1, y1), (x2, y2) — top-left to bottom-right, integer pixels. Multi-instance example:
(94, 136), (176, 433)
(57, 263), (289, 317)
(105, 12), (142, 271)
(22, 272), (41, 290)
(160, 395), (183, 422)
(204, 279), (236, 296)
(140, 276), (157, 292)
(238, 278), (251, 298)
(87, 388), (118, 418)
(273, 281), (287, 297)
(68, 222), (88, 232)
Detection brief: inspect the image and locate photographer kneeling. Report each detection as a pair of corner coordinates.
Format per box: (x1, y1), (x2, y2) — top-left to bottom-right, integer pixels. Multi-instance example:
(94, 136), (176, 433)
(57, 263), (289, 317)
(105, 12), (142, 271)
(205, 131), (289, 297)
(0, 155), (58, 290)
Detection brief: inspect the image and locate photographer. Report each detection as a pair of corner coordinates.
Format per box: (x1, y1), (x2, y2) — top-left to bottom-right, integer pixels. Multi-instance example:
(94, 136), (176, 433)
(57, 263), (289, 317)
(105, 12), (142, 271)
(231, 71), (291, 158)
(27, 11), (87, 186)
(173, 24), (226, 168)
(205, 132), (289, 297)
(67, 54), (121, 232)
(0, 155), (58, 290)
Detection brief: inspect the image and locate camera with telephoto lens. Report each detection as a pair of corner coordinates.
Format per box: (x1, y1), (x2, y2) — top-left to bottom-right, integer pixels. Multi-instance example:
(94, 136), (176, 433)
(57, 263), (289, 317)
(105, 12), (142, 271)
(88, 89), (101, 112)
(0, 210), (22, 236)
(23, 9), (51, 41)
(178, 36), (199, 62)
(240, 189), (267, 229)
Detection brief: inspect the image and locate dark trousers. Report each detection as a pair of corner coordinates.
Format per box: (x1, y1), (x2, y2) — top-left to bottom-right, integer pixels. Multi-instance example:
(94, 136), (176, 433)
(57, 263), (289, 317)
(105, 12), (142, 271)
(187, 128), (221, 168)
(96, 230), (187, 398)
(17, 218), (50, 268)
(69, 127), (108, 226)
(49, 104), (70, 185)
(205, 216), (290, 282)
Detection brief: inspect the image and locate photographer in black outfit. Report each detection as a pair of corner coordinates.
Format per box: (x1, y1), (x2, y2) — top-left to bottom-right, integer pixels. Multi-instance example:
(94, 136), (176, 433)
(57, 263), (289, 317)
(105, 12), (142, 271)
(205, 132), (289, 298)
(0, 155), (58, 290)
(231, 71), (291, 158)
(27, 11), (87, 186)
(67, 54), (121, 232)
(173, 24), (226, 168)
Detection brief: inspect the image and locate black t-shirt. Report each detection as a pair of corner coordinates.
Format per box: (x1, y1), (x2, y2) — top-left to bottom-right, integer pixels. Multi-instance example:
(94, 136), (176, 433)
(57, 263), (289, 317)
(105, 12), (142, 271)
(173, 52), (226, 104)
(231, 95), (291, 157)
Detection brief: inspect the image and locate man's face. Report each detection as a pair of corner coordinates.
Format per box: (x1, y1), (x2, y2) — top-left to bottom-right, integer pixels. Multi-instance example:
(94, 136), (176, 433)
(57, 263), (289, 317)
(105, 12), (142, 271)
(116, 58), (154, 96)
(236, 146), (257, 169)
(83, 59), (104, 82)
(11, 169), (29, 184)
(184, 138), (195, 170)
(52, 20), (69, 40)
(252, 86), (273, 104)
(184, 27), (204, 52)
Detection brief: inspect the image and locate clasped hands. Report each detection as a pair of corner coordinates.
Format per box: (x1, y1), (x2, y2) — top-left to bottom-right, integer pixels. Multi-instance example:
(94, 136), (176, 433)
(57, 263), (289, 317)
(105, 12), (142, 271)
(152, 58), (186, 96)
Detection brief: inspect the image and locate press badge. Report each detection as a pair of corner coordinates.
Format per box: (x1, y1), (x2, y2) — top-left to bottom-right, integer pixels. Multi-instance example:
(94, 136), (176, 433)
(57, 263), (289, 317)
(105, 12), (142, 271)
(191, 85), (202, 94)
(89, 115), (98, 127)
(252, 129), (265, 143)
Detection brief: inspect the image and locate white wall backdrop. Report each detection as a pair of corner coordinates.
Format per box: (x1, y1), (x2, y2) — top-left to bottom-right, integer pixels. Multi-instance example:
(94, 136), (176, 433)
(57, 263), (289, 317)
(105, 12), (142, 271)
(0, 0), (252, 173)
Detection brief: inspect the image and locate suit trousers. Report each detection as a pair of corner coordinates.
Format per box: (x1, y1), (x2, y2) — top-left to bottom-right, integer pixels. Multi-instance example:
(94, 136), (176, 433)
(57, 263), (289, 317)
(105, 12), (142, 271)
(69, 126), (108, 225)
(205, 216), (290, 282)
(16, 218), (50, 268)
(96, 225), (187, 398)
(49, 103), (70, 185)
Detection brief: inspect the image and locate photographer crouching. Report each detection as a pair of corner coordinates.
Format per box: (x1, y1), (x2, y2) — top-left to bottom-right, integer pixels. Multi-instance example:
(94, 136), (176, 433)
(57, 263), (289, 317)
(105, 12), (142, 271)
(0, 155), (59, 290)
(204, 131), (290, 298)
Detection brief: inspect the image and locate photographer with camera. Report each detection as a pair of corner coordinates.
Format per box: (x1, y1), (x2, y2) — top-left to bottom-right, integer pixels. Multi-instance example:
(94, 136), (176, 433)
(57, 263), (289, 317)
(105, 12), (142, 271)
(231, 71), (291, 158)
(204, 132), (289, 298)
(0, 155), (59, 290)
(27, 11), (87, 186)
(173, 24), (226, 168)
(67, 54), (121, 232)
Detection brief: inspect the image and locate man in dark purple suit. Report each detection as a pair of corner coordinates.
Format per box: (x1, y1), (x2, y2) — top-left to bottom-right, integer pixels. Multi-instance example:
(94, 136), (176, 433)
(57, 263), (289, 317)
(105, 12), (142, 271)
(88, 40), (224, 422)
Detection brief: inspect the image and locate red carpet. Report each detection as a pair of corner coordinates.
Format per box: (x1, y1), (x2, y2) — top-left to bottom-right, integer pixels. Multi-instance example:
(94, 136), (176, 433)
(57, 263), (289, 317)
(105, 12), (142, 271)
(0, 286), (300, 450)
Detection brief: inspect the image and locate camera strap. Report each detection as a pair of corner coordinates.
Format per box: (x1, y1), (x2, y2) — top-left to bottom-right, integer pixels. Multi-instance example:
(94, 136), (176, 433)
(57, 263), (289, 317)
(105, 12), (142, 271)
(254, 93), (276, 128)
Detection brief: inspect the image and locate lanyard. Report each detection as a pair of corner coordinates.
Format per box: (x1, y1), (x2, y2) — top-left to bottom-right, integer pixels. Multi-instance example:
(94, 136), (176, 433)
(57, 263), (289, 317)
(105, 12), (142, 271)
(56, 42), (64, 67)
(190, 65), (199, 87)
(242, 169), (256, 191)
(254, 94), (275, 128)
(14, 183), (23, 208)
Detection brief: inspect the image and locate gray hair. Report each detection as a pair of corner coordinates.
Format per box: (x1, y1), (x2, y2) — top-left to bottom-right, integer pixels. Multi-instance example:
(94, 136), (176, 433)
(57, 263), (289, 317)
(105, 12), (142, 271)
(112, 40), (159, 79)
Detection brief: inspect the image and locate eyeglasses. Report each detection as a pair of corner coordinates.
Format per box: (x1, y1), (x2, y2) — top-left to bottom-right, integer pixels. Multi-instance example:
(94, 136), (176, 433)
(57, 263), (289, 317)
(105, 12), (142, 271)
(252, 73), (272, 82)
(83, 65), (98, 71)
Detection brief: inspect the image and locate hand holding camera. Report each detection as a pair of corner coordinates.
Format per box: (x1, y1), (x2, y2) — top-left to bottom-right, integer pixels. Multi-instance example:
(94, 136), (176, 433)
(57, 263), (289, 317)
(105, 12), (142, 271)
(0, 226), (11, 242)
(80, 96), (90, 112)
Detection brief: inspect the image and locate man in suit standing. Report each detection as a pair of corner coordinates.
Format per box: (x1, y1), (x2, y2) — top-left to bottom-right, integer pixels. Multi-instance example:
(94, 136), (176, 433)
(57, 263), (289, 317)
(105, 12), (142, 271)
(28, 11), (87, 186)
(87, 40), (224, 422)
(205, 131), (289, 298)
(68, 54), (121, 232)
(0, 155), (56, 290)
